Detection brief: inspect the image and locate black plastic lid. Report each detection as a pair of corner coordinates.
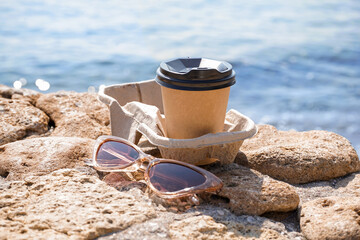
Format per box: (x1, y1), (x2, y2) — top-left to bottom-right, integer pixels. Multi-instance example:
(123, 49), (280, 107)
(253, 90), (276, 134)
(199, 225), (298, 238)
(155, 57), (236, 91)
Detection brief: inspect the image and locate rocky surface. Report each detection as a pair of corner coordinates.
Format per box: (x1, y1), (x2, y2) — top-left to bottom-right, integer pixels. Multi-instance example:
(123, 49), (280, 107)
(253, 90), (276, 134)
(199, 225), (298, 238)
(335, 171), (360, 196)
(0, 98), (49, 146)
(1, 86), (359, 239)
(36, 91), (110, 139)
(168, 215), (296, 240)
(0, 84), (41, 104)
(0, 137), (96, 180)
(102, 172), (148, 192)
(295, 172), (360, 203)
(299, 196), (360, 240)
(210, 163), (299, 216)
(0, 168), (303, 240)
(236, 124), (360, 184)
(100, 205), (304, 240)
(0, 169), (157, 239)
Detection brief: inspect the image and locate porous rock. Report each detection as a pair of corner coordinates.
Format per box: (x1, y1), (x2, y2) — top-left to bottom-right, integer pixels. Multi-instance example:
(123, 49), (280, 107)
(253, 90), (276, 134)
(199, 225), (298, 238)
(0, 137), (96, 180)
(0, 169), (157, 239)
(210, 163), (299, 215)
(236, 125), (360, 184)
(99, 205), (304, 240)
(169, 215), (297, 240)
(335, 171), (360, 196)
(300, 196), (360, 240)
(36, 91), (110, 139)
(0, 84), (41, 104)
(0, 98), (49, 146)
(295, 172), (360, 204)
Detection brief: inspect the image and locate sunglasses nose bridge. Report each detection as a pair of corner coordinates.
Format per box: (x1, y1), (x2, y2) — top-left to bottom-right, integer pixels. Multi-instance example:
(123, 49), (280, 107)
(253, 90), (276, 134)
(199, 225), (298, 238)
(138, 155), (155, 171)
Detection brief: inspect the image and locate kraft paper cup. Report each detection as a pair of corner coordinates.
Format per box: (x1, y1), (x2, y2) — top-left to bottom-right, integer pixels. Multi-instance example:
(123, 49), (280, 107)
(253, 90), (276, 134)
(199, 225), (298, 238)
(155, 57), (236, 140)
(161, 86), (230, 139)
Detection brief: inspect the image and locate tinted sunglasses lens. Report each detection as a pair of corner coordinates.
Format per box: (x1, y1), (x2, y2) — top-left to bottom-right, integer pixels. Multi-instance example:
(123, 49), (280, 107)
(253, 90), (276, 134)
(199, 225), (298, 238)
(148, 163), (206, 193)
(96, 141), (139, 168)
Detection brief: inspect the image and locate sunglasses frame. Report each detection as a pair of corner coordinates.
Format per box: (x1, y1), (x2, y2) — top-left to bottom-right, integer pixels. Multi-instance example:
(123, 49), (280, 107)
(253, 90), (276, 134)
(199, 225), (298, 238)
(89, 135), (223, 199)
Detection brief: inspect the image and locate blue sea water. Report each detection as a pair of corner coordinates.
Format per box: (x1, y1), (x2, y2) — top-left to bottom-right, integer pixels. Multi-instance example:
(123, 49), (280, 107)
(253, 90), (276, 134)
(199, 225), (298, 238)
(1, 0), (359, 153)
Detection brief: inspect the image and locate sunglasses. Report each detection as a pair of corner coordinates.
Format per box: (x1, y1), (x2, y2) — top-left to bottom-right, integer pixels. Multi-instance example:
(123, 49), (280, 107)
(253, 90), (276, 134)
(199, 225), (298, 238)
(87, 135), (223, 204)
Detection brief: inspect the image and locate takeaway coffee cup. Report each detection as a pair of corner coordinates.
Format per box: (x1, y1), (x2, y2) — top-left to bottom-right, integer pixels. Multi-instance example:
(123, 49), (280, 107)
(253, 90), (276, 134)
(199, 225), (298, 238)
(155, 57), (236, 139)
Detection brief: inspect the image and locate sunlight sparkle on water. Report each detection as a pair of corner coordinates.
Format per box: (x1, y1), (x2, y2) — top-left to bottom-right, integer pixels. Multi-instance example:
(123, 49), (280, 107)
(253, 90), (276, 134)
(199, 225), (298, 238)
(19, 78), (27, 86)
(35, 79), (50, 91)
(13, 80), (22, 89)
(88, 86), (96, 93)
(13, 77), (27, 89)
